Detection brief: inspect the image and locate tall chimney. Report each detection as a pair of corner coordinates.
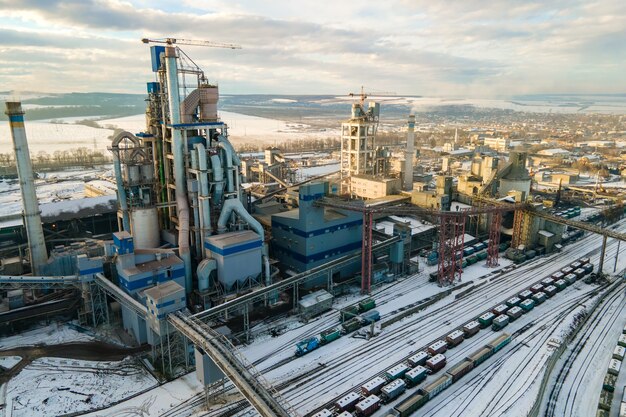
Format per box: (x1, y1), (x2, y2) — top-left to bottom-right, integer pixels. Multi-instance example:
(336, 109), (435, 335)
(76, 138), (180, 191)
(403, 114), (415, 191)
(5, 102), (48, 274)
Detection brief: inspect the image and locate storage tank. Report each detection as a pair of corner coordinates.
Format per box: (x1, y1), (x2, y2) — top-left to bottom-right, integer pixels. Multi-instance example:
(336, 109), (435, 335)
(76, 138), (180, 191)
(131, 207), (160, 248)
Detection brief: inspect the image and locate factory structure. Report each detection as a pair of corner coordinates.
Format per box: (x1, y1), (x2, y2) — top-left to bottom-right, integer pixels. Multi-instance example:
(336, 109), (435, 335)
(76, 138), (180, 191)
(1, 37), (625, 417)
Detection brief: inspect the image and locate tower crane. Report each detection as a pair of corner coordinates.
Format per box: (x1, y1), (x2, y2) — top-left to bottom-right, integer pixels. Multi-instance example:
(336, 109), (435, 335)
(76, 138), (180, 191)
(141, 37), (241, 49)
(348, 86), (396, 105)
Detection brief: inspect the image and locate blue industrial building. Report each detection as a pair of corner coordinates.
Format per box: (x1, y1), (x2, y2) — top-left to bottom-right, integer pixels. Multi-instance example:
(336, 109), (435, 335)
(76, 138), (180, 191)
(271, 182), (362, 283)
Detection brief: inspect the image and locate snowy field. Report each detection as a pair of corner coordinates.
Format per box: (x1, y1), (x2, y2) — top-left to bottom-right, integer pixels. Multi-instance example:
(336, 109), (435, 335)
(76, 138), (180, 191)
(5, 357), (157, 417)
(0, 121), (114, 154)
(0, 322), (93, 350)
(0, 356), (21, 370)
(97, 111), (341, 147)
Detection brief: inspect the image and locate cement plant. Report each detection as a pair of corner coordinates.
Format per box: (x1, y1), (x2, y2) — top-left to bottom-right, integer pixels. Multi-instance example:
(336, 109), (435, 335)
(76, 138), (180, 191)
(1, 38), (626, 417)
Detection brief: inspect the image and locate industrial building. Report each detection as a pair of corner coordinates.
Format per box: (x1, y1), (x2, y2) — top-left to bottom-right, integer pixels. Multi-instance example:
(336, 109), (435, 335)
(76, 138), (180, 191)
(271, 182), (362, 282)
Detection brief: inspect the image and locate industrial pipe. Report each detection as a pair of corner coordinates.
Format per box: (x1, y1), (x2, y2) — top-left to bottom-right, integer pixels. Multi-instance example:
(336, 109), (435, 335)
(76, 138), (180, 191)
(210, 154), (224, 203)
(217, 135), (241, 198)
(165, 46), (192, 293)
(216, 198), (271, 286)
(110, 131), (142, 233)
(195, 143), (211, 240)
(4, 102), (48, 275)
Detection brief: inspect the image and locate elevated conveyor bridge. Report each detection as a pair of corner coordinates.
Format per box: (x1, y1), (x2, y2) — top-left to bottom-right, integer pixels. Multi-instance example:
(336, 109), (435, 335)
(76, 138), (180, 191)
(168, 310), (296, 417)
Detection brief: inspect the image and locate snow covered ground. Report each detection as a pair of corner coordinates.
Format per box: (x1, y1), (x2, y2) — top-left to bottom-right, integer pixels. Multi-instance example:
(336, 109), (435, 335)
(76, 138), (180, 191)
(4, 357), (157, 417)
(80, 372), (203, 417)
(96, 111), (340, 148)
(0, 356), (21, 370)
(0, 121), (114, 154)
(0, 322), (93, 350)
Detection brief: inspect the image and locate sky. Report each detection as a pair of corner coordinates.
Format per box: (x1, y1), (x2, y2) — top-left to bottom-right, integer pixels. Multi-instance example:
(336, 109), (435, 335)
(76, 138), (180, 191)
(0, 0), (624, 97)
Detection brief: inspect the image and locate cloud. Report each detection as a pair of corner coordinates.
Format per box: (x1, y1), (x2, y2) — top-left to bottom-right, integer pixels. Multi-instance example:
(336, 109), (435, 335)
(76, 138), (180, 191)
(0, 0), (623, 96)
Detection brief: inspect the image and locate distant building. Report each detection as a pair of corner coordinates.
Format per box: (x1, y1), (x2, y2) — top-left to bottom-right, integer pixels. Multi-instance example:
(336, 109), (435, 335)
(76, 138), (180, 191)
(537, 148), (571, 157)
(483, 137), (510, 152)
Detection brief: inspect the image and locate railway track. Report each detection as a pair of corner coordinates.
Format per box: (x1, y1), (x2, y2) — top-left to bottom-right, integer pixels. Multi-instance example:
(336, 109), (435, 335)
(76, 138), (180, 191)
(396, 281), (603, 417)
(194, 219), (626, 417)
(545, 281), (626, 417)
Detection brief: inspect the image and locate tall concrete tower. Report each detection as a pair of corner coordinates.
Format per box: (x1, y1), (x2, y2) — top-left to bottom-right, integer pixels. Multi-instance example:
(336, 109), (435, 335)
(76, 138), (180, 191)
(5, 102), (48, 274)
(403, 115), (415, 191)
(340, 100), (380, 194)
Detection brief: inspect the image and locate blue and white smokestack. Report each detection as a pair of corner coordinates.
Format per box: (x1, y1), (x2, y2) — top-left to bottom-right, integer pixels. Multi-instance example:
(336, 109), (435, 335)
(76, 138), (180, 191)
(5, 102), (48, 274)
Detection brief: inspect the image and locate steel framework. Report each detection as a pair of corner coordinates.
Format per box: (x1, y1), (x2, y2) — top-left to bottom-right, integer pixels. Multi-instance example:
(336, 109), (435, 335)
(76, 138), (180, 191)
(486, 211), (502, 267)
(168, 311), (296, 417)
(438, 212), (466, 286)
(151, 326), (190, 378)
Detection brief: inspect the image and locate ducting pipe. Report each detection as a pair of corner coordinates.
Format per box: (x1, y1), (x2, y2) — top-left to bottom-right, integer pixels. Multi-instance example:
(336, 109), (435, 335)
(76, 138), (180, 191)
(165, 45), (192, 294)
(197, 258), (217, 292)
(217, 198), (271, 286)
(195, 143), (211, 240)
(210, 154), (224, 203)
(110, 131), (142, 233)
(217, 135), (241, 199)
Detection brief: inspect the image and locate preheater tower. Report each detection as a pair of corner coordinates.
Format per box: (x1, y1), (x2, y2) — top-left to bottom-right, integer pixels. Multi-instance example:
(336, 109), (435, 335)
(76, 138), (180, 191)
(4, 102), (48, 274)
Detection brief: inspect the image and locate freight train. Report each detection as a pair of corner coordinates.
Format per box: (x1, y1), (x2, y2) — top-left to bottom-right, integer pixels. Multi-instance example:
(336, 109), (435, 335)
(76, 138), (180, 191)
(309, 257), (593, 416)
(295, 299), (378, 357)
(312, 333), (511, 417)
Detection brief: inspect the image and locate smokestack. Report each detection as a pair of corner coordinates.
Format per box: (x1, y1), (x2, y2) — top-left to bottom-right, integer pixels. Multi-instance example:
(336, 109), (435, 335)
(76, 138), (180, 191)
(164, 46), (192, 294)
(5, 102), (48, 274)
(403, 114), (415, 191)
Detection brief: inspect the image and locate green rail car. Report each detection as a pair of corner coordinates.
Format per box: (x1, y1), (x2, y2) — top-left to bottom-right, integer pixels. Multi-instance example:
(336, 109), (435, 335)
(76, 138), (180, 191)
(478, 312), (496, 328)
(342, 317), (362, 333)
(598, 389), (613, 411)
(488, 333), (512, 352)
(466, 255), (478, 265)
(394, 391), (428, 417)
(320, 328), (341, 344)
(467, 347), (492, 366)
(340, 305), (359, 322)
(358, 298), (376, 313)
(476, 250), (488, 261)
(602, 373), (617, 392)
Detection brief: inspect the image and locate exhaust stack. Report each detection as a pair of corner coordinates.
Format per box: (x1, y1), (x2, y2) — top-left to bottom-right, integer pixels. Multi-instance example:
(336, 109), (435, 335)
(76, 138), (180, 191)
(403, 114), (415, 191)
(5, 102), (48, 274)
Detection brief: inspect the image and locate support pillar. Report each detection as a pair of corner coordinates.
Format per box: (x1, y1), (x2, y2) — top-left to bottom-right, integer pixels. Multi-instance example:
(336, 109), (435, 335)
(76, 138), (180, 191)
(599, 235), (608, 275)
(486, 211), (502, 268)
(438, 212), (466, 286)
(361, 210), (374, 294)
